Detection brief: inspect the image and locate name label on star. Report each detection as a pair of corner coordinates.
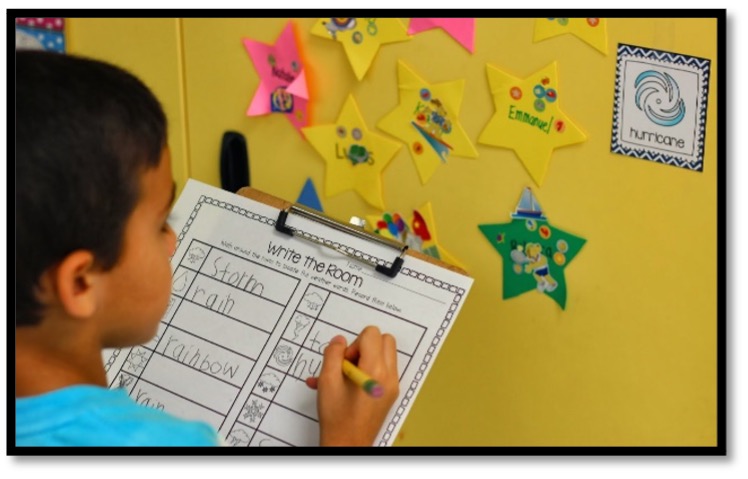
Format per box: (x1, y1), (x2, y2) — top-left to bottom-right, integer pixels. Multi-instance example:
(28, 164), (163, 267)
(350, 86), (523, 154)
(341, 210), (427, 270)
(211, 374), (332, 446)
(271, 66), (296, 83)
(336, 142), (374, 165)
(507, 105), (553, 134)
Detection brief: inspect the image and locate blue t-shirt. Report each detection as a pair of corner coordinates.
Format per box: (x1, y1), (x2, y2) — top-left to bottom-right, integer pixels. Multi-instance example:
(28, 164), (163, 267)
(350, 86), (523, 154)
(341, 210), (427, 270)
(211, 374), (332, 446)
(16, 385), (219, 446)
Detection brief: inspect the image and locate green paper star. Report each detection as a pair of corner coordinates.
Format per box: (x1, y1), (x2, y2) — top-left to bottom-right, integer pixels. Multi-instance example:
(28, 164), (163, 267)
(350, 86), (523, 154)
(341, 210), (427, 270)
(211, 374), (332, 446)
(479, 188), (586, 309)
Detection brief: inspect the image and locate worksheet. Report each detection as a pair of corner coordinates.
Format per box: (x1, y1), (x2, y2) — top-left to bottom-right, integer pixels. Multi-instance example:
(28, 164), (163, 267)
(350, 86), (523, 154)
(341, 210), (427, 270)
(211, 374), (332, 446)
(103, 179), (473, 447)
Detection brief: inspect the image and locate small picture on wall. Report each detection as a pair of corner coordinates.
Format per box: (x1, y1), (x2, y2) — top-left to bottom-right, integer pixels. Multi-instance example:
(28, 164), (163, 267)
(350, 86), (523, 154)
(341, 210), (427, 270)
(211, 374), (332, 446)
(611, 43), (711, 171)
(15, 18), (66, 53)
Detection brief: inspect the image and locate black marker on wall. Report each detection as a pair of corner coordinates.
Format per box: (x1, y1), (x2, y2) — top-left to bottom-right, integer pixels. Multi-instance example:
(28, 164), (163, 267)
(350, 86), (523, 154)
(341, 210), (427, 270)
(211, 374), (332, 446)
(220, 131), (250, 192)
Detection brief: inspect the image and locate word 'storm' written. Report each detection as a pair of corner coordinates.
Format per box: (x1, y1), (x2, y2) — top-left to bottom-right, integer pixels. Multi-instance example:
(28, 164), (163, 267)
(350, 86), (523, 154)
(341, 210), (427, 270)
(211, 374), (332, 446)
(207, 255), (265, 296)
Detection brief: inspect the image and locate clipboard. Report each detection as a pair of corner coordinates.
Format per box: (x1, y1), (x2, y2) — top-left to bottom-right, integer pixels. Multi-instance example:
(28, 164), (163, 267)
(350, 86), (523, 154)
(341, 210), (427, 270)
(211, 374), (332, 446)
(104, 179), (473, 447)
(236, 186), (469, 279)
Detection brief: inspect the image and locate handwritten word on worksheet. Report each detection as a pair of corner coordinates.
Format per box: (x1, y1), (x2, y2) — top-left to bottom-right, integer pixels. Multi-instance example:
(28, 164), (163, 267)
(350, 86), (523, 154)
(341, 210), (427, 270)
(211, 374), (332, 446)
(103, 180), (473, 447)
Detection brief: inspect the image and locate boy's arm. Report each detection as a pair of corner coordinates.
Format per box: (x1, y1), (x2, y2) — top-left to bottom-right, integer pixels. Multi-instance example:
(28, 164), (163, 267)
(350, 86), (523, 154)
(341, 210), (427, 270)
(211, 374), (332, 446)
(305, 326), (399, 446)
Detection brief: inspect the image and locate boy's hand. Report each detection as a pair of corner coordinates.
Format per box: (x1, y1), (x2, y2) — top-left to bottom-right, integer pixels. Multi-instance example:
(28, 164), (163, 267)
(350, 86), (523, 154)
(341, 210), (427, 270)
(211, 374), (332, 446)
(305, 326), (399, 446)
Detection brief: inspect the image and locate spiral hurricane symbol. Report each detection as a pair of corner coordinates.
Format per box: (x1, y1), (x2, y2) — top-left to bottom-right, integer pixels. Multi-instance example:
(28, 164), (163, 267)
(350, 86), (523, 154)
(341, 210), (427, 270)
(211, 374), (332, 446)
(634, 70), (686, 127)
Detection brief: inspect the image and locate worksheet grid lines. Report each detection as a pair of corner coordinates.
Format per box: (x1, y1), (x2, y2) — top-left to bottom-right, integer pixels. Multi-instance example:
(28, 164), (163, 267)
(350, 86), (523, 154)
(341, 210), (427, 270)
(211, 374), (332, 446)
(228, 283), (330, 446)
(184, 196), (468, 446)
(107, 237), (301, 433)
(228, 282), (426, 447)
(178, 238), (299, 318)
(144, 193), (468, 446)
(187, 238), (303, 432)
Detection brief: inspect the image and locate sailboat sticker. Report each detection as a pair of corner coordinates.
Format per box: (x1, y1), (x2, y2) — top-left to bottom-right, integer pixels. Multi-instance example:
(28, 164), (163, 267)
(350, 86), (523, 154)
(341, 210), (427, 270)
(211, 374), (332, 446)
(511, 187), (547, 220)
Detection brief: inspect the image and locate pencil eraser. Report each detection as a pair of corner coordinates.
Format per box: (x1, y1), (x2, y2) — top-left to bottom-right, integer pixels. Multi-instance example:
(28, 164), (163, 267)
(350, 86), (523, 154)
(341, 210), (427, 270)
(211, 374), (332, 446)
(370, 385), (384, 398)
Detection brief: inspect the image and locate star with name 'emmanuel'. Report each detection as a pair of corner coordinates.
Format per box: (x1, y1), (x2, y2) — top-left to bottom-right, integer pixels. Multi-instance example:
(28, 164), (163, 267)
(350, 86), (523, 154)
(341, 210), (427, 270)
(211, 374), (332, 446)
(478, 62), (586, 186)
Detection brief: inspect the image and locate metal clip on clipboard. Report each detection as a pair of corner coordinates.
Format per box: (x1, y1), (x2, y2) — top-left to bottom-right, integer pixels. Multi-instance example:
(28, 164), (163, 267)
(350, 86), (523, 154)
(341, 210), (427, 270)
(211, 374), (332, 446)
(274, 204), (408, 278)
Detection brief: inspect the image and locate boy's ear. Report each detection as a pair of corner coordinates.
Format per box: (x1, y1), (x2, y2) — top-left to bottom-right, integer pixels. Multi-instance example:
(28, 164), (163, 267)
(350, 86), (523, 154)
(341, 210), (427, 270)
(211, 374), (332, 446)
(40, 250), (100, 319)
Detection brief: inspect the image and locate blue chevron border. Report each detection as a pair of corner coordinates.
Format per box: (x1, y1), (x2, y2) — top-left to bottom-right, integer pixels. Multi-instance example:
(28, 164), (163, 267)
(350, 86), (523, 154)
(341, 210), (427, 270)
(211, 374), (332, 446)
(611, 43), (710, 172)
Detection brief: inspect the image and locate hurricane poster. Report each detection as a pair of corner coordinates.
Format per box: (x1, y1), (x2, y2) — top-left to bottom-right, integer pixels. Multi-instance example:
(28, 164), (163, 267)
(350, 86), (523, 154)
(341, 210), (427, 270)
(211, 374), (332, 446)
(611, 44), (711, 171)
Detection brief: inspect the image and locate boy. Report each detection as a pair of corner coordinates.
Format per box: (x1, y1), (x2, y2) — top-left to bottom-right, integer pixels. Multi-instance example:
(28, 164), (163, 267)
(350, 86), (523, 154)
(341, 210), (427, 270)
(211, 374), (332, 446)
(15, 50), (399, 447)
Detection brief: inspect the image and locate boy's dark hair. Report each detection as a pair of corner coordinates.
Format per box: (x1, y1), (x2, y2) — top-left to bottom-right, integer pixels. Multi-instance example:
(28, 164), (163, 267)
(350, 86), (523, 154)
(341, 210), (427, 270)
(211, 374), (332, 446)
(15, 50), (168, 326)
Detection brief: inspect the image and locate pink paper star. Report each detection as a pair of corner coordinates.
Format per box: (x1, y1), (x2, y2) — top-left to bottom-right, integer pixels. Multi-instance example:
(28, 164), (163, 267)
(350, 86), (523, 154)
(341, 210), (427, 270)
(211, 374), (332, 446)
(243, 22), (310, 133)
(408, 18), (475, 53)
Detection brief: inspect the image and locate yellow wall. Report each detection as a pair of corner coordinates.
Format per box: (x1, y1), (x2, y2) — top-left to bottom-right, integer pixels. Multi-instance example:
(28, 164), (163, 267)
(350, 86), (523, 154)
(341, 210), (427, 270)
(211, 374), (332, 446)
(67, 17), (719, 446)
(66, 18), (191, 193)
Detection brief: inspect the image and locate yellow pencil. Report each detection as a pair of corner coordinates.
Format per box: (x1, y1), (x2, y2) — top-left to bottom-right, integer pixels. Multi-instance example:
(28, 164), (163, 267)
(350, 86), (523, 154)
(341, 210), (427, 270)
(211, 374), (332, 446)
(342, 359), (383, 398)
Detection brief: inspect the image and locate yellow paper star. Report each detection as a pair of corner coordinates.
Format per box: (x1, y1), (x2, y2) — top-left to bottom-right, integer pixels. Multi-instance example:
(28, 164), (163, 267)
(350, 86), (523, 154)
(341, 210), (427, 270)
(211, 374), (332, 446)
(533, 17), (608, 55)
(366, 202), (464, 269)
(377, 61), (478, 184)
(302, 95), (401, 209)
(478, 62), (586, 186)
(311, 18), (410, 80)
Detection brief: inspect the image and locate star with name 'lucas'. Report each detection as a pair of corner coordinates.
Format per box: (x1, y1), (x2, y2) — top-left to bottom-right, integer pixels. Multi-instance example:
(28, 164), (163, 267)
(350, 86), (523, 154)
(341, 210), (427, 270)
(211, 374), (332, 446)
(302, 95), (401, 209)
